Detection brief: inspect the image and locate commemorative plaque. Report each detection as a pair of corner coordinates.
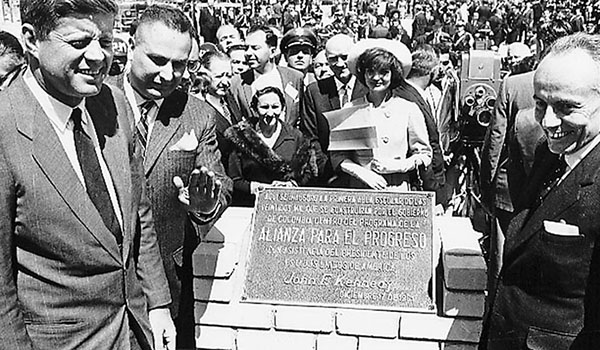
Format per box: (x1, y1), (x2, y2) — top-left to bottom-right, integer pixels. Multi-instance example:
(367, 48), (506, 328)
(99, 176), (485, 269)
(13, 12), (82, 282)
(241, 188), (436, 311)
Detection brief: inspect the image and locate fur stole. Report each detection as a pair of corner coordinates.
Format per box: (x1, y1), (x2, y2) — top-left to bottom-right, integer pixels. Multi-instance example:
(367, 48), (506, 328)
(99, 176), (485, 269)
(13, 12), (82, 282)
(224, 121), (319, 185)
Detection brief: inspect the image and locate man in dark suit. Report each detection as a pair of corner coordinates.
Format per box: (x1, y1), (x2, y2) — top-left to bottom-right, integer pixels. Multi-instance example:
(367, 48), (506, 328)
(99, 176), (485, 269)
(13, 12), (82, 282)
(482, 33), (600, 349)
(0, 0), (174, 349)
(198, 0), (220, 44)
(198, 50), (243, 167)
(230, 25), (304, 127)
(126, 5), (232, 348)
(300, 34), (368, 185)
(394, 45), (446, 202)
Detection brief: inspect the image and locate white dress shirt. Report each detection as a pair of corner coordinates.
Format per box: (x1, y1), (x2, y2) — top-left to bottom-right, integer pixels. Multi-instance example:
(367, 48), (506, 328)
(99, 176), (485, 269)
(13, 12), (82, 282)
(24, 69), (123, 229)
(334, 75), (357, 108)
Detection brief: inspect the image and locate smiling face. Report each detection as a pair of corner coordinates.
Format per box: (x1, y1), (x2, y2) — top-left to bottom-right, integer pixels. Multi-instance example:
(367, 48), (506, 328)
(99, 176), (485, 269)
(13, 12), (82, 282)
(129, 21), (191, 100)
(325, 36), (352, 83)
(256, 91), (283, 126)
(33, 13), (114, 106)
(245, 30), (273, 73)
(364, 67), (392, 93)
(534, 49), (600, 155)
(205, 56), (233, 98)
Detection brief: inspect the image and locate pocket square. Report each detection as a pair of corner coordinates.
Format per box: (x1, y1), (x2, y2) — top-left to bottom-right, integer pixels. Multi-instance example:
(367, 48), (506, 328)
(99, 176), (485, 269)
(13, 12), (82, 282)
(543, 220), (580, 237)
(169, 129), (198, 151)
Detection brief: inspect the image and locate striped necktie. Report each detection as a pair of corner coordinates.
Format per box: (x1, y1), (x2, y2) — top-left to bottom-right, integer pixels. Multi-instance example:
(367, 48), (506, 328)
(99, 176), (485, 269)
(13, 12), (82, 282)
(137, 100), (155, 154)
(221, 98), (233, 125)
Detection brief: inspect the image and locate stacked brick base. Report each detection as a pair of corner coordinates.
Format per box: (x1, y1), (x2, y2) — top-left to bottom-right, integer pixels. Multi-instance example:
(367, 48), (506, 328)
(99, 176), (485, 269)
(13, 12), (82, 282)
(193, 207), (485, 350)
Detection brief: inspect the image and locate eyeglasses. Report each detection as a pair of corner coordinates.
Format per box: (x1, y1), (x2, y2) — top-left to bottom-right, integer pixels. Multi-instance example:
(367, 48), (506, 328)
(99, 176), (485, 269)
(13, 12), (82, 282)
(187, 60), (201, 73)
(327, 54), (348, 64)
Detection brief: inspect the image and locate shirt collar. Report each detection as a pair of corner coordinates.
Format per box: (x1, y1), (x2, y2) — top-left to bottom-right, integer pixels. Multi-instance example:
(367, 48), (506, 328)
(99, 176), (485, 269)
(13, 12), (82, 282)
(23, 68), (87, 132)
(564, 133), (600, 171)
(406, 79), (429, 102)
(123, 75), (164, 121)
(334, 75), (356, 92)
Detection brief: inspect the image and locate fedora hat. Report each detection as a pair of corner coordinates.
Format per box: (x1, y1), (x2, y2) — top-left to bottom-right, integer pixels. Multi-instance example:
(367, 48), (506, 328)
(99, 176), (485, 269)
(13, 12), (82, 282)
(347, 39), (412, 78)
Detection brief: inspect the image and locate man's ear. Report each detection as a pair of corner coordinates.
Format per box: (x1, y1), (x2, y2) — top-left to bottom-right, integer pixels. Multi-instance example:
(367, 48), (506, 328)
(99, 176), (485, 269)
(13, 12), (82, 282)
(22, 23), (40, 59)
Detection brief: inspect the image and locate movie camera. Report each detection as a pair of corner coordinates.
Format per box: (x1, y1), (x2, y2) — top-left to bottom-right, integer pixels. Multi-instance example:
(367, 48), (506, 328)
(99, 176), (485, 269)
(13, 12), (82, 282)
(457, 50), (502, 144)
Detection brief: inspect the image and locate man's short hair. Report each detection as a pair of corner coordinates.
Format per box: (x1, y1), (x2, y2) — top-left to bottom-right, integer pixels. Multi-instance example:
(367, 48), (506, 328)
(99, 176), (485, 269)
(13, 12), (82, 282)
(136, 4), (193, 39)
(407, 44), (439, 79)
(247, 25), (278, 48)
(546, 33), (600, 65)
(20, 0), (118, 40)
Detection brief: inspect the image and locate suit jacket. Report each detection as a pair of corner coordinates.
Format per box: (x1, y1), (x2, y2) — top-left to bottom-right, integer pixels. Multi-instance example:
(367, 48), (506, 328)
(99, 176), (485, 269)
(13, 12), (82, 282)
(140, 89), (233, 320)
(394, 80), (446, 194)
(198, 8), (220, 44)
(205, 92), (243, 168)
(301, 75), (369, 153)
(230, 66), (304, 127)
(481, 71), (545, 213)
(300, 76), (368, 185)
(0, 77), (170, 350)
(483, 141), (600, 349)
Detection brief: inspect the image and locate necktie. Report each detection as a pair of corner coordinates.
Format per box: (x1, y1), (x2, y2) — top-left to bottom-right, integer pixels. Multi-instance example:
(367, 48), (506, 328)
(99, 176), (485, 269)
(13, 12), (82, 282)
(72, 108), (123, 245)
(136, 100), (155, 155)
(538, 156), (568, 201)
(340, 84), (349, 107)
(220, 98), (233, 125)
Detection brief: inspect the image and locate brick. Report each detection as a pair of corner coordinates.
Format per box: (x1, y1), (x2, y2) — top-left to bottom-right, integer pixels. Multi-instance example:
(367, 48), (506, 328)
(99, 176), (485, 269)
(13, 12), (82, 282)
(237, 329), (316, 350)
(193, 242), (239, 278)
(205, 207), (253, 244)
(437, 217), (482, 255)
(316, 334), (358, 350)
(358, 337), (439, 350)
(441, 283), (485, 318)
(336, 309), (400, 338)
(195, 302), (274, 329)
(275, 306), (334, 333)
(441, 342), (478, 350)
(443, 254), (487, 291)
(399, 313), (482, 343)
(194, 278), (234, 303)
(195, 325), (235, 350)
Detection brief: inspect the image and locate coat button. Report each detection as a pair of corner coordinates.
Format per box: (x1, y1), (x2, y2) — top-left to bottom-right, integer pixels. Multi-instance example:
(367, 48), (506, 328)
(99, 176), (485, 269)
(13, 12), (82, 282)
(382, 136), (389, 143)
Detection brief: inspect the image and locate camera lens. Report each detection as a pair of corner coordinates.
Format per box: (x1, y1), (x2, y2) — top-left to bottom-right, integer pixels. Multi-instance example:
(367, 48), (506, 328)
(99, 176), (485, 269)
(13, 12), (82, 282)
(477, 110), (492, 126)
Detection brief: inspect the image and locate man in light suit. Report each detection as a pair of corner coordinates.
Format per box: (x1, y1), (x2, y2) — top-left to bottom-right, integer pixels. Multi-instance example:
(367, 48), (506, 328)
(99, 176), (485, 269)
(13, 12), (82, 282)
(230, 25), (304, 127)
(0, 0), (175, 349)
(481, 33), (600, 349)
(300, 34), (368, 185)
(126, 5), (232, 348)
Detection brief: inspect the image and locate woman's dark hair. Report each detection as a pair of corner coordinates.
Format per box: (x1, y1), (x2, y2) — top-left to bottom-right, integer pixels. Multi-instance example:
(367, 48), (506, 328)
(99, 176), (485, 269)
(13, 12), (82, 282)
(251, 86), (286, 111)
(250, 86), (286, 124)
(355, 47), (403, 90)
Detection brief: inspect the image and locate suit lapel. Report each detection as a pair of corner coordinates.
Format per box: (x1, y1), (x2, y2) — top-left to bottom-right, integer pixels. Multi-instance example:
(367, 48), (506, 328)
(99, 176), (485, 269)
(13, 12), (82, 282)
(14, 79), (122, 263)
(504, 144), (600, 255)
(87, 88), (133, 261)
(144, 94), (183, 174)
(318, 77), (340, 110)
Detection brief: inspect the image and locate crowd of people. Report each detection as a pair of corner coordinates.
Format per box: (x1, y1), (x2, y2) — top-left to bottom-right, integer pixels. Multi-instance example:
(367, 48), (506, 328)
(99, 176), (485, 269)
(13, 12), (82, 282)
(2, 0), (600, 349)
